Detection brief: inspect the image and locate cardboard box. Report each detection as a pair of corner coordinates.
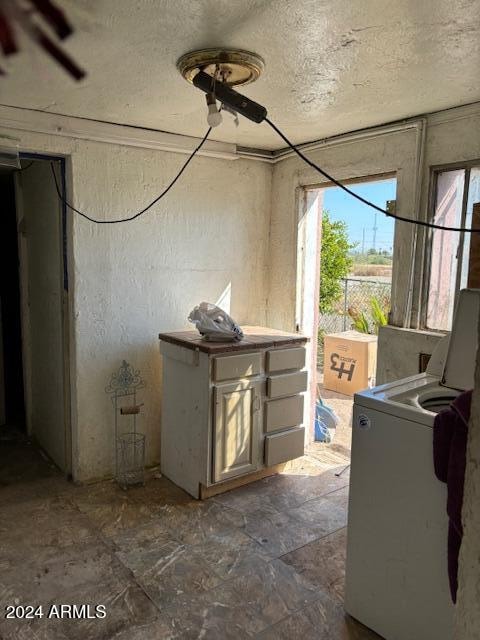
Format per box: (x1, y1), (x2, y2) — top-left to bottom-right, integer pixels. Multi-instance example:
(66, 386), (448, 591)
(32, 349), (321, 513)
(323, 330), (377, 396)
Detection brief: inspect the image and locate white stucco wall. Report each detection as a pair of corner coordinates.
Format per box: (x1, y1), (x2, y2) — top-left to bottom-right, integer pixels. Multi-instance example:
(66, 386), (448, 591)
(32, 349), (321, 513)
(2, 101), (480, 482)
(0, 125), (272, 481)
(70, 144), (272, 481)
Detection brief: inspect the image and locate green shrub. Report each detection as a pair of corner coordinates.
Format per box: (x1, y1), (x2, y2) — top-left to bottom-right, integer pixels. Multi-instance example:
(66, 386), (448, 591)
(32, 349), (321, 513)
(348, 296), (389, 334)
(319, 211), (356, 314)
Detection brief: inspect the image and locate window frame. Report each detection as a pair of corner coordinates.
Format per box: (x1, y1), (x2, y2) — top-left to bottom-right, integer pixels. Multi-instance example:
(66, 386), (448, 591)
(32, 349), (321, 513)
(422, 158), (480, 331)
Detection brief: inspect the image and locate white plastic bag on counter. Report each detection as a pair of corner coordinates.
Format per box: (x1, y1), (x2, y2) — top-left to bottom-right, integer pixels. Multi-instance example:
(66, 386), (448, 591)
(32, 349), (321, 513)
(188, 302), (244, 342)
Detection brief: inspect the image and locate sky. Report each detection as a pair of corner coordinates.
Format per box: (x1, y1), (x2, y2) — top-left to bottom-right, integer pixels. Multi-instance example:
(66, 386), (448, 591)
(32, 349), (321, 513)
(322, 178), (396, 253)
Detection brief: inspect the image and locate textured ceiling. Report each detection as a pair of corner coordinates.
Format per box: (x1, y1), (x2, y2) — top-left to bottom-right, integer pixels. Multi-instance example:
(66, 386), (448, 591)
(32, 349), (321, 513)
(1, 0), (480, 149)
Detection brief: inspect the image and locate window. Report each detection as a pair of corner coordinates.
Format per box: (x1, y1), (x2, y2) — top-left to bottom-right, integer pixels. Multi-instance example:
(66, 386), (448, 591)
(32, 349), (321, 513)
(426, 164), (480, 331)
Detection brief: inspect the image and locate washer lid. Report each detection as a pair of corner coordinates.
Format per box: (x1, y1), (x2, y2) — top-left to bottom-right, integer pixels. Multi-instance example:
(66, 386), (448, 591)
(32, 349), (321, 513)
(442, 289), (480, 391)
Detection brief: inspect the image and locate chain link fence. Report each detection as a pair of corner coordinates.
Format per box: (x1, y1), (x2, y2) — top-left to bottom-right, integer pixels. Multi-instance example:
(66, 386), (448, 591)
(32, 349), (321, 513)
(317, 277), (391, 370)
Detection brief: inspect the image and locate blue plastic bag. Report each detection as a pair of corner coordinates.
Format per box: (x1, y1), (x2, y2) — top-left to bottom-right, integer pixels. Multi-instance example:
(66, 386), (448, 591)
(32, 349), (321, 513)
(314, 398), (338, 442)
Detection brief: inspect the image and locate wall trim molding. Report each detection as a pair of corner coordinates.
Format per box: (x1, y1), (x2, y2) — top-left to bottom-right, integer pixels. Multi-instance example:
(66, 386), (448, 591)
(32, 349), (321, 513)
(0, 104), (240, 160)
(272, 120), (421, 163)
(1, 100), (479, 164)
(238, 102), (480, 163)
(426, 101), (480, 127)
(237, 119), (425, 164)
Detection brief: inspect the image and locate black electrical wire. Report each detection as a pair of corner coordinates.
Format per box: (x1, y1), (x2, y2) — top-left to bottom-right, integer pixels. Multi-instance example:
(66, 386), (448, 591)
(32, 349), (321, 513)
(44, 105), (477, 233)
(265, 117), (480, 234)
(15, 160), (34, 172)
(50, 127), (212, 224)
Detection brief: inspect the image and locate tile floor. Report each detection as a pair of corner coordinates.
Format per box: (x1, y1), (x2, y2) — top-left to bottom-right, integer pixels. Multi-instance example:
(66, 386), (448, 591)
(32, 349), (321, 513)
(0, 431), (382, 640)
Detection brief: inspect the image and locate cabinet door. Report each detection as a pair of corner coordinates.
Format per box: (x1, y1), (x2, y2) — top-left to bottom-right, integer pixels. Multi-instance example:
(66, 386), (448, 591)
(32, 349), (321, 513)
(213, 380), (261, 483)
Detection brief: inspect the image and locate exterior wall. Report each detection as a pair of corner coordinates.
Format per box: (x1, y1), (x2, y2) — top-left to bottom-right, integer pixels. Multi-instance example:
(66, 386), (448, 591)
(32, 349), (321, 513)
(0, 124), (272, 482)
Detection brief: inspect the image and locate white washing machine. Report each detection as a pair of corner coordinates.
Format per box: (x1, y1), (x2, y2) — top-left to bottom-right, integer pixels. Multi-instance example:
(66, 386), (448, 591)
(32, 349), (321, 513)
(345, 289), (480, 640)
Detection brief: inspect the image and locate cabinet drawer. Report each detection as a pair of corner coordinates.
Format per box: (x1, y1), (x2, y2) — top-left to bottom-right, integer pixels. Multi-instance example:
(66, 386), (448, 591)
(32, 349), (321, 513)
(266, 347), (306, 373)
(267, 371), (308, 398)
(213, 352), (262, 382)
(265, 427), (305, 466)
(265, 395), (304, 433)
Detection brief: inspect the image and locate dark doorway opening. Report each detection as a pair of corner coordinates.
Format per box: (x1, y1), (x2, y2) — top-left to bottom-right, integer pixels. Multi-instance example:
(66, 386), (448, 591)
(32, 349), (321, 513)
(0, 171), (25, 431)
(0, 158), (68, 486)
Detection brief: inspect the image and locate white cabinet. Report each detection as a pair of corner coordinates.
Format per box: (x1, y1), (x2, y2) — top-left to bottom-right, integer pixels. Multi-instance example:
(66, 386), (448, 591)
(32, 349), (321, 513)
(159, 328), (308, 499)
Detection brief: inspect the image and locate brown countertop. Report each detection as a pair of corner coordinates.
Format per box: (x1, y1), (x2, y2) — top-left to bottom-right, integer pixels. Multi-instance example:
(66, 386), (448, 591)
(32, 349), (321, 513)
(158, 325), (308, 354)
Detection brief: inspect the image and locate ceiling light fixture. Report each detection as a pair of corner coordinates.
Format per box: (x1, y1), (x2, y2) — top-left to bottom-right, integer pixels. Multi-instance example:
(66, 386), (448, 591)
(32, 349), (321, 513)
(177, 47), (264, 87)
(177, 48), (265, 127)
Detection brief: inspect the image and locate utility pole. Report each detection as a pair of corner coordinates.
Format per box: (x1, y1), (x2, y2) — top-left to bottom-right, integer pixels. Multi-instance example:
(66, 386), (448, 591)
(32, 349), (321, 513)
(361, 228), (365, 254)
(372, 212), (378, 252)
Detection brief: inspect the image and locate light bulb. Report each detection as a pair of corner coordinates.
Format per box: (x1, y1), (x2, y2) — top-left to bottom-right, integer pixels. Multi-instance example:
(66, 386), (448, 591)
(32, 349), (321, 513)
(207, 103), (223, 127)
